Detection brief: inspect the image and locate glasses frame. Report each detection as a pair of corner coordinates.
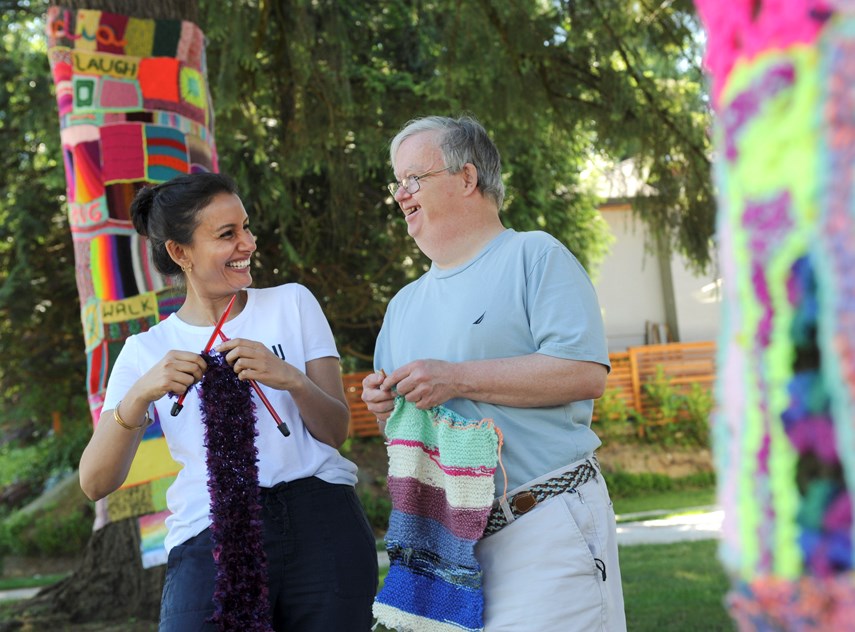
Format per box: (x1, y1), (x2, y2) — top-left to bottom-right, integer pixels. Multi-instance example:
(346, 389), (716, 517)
(388, 166), (451, 196)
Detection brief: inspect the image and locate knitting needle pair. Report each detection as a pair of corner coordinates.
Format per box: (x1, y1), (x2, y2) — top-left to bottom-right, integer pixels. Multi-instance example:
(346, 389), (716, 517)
(170, 293), (290, 437)
(214, 329), (290, 437)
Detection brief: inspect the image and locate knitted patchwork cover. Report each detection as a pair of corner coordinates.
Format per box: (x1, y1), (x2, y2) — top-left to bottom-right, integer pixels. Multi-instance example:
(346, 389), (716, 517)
(374, 398), (500, 632)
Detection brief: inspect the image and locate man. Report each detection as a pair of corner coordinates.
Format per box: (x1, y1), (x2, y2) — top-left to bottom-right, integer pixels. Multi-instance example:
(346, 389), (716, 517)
(362, 115), (626, 631)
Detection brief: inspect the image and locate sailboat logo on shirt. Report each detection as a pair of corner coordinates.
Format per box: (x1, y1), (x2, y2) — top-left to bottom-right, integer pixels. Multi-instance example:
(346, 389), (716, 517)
(272, 343), (285, 360)
(473, 311), (486, 325)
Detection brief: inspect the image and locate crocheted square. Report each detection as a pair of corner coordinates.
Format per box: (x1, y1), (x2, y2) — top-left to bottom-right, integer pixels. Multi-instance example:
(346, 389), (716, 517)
(70, 140), (104, 203)
(180, 66), (207, 110)
(124, 17), (155, 58)
(144, 124), (189, 181)
(138, 57), (180, 102)
(98, 77), (142, 110)
(374, 398), (499, 632)
(100, 123), (145, 183)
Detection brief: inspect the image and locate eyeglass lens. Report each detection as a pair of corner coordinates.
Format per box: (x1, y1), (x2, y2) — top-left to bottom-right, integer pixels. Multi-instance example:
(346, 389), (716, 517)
(389, 177), (418, 196)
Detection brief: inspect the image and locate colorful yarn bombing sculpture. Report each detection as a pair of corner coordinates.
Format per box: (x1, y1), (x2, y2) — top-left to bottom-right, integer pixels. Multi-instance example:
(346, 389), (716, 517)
(45, 6), (218, 567)
(199, 351), (271, 631)
(695, 0), (855, 628)
(374, 398), (500, 632)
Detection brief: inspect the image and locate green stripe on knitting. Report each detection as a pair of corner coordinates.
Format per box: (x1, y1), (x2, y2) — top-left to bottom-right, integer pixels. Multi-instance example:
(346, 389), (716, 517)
(386, 397), (499, 469)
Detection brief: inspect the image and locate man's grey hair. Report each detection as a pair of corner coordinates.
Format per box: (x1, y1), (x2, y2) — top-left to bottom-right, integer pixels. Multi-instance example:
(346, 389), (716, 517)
(390, 115), (505, 209)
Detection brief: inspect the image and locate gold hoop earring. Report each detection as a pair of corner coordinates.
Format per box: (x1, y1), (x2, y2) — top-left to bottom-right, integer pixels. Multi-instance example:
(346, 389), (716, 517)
(182, 263), (192, 274)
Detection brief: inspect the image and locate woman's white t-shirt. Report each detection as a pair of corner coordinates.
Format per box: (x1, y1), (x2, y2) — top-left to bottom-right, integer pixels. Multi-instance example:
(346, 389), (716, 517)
(103, 284), (358, 552)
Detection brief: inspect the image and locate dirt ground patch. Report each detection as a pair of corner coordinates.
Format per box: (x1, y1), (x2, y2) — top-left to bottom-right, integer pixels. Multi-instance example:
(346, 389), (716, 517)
(596, 441), (713, 477)
(1, 555), (80, 580)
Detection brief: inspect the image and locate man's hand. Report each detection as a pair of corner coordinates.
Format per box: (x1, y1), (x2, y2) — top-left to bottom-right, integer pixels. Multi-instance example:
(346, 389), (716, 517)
(362, 371), (397, 421)
(381, 359), (459, 410)
(371, 355), (606, 413)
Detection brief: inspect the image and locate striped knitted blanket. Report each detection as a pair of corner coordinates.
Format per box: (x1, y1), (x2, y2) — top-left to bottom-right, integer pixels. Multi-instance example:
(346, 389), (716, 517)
(374, 397), (500, 632)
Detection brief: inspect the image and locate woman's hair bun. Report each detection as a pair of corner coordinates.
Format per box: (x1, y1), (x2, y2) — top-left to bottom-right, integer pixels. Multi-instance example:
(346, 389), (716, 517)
(130, 186), (157, 237)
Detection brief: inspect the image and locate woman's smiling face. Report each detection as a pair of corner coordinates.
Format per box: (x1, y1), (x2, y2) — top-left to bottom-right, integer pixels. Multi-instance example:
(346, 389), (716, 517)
(182, 192), (256, 297)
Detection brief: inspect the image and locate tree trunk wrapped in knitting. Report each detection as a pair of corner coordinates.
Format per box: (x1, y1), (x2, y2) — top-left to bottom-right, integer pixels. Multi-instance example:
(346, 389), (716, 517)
(696, 2), (855, 628)
(33, 0), (214, 622)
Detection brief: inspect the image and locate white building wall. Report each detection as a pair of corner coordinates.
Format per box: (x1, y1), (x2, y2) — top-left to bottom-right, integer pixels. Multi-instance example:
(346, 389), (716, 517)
(592, 207), (720, 351)
(593, 208), (665, 352)
(670, 253), (721, 343)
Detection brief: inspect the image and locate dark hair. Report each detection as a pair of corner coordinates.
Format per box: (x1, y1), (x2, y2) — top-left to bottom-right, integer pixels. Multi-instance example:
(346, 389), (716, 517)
(130, 172), (239, 276)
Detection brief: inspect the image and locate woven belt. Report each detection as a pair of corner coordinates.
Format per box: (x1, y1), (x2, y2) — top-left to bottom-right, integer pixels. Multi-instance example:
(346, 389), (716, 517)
(482, 460), (598, 537)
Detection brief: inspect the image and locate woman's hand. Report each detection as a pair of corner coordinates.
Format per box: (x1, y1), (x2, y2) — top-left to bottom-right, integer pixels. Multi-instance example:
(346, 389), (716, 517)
(135, 350), (208, 403)
(215, 338), (351, 447)
(79, 349), (207, 502)
(215, 338), (304, 391)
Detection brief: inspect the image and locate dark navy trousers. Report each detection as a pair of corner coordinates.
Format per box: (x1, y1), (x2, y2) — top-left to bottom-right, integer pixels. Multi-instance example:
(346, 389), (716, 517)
(159, 477), (378, 631)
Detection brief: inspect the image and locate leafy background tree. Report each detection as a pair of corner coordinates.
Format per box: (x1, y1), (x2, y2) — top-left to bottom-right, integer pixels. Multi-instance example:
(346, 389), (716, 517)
(201, 0), (713, 366)
(0, 2), (87, 431)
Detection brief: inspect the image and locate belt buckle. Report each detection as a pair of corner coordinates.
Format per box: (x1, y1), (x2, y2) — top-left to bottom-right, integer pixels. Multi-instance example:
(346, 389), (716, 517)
(510, 490), (537, 515)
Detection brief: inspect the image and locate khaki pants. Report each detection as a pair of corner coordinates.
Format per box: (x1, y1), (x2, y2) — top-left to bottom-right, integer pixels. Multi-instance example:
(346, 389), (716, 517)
(475, 460), (627, 631)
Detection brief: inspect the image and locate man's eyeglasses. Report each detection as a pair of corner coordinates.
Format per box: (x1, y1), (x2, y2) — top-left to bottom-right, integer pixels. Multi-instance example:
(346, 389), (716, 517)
(387, 166), (451, 196)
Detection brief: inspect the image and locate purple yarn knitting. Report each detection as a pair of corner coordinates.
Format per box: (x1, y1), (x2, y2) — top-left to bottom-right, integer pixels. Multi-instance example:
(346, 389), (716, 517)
(199, 350), (272, 631)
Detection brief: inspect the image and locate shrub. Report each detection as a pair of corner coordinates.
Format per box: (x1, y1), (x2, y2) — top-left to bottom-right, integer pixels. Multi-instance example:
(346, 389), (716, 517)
(595, 389), (639, 441)
(0, 421), (90, 491)
(0, 421), (92, 518)
(638, 367), (712, 448)
(38, 421), (92, 481)
(643, 366), (685, 421)
(358, 488), (392, 535)
(605, 470), (716, 499)
(0, 501), (93, 557)
(0, 420), (94, 566)
(682, 383), (714, 446)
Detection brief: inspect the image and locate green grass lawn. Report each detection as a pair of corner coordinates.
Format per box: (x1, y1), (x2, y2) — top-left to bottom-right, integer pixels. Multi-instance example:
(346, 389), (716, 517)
(620, 539), (734, 631)
(0, 574), (67, 591)
(376, 540), (733, 632)
(613, 486), (716, 517)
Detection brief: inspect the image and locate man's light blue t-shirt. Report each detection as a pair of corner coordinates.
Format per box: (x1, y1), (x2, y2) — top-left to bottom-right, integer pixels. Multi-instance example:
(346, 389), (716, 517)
(375, 229), (610, 491)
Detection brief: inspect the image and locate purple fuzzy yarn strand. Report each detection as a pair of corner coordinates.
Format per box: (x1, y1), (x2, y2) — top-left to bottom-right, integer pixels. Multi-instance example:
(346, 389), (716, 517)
(199, 351), (272, 631)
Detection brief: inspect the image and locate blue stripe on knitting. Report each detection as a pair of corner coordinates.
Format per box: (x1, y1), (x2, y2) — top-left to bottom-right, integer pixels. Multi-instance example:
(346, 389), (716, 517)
(386, 510), (479, 567)
(377, 563), (484, 630)
(386, 545), (483, 589)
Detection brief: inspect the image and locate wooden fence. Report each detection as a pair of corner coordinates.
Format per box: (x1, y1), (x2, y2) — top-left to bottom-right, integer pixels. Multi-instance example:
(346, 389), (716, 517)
(343, 341), (717, 438)
(343, 371), (379, 438)
(607, 341), (716, 419)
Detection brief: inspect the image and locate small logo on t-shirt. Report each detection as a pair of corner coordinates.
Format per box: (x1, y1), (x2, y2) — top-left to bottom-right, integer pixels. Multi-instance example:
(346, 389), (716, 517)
(272, 343), (285, 360)
(473, 311), (486, 325)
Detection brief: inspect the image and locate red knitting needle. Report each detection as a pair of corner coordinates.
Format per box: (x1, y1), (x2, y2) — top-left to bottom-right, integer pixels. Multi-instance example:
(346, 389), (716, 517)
(170, 293), (237, 417)
(215, 330), (291, 437)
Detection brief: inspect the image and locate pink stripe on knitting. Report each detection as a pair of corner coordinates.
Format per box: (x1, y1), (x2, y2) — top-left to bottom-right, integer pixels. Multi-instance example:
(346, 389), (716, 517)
(387, 476), (489, 540)
(387, 439), (496, 477)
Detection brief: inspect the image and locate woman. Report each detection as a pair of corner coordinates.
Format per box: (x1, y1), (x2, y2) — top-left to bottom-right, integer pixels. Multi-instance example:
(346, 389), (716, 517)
(79, 172), (378, 631)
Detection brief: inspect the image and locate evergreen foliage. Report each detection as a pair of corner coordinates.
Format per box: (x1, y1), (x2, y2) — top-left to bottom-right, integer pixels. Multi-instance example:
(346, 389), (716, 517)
(0, 4), (87, 426)
(203, 0), (713, 365)
(0, 0), (713, 428)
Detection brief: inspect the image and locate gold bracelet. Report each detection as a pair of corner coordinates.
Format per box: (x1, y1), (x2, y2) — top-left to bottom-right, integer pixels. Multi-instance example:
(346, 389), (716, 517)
(113, 400), (152, 431)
